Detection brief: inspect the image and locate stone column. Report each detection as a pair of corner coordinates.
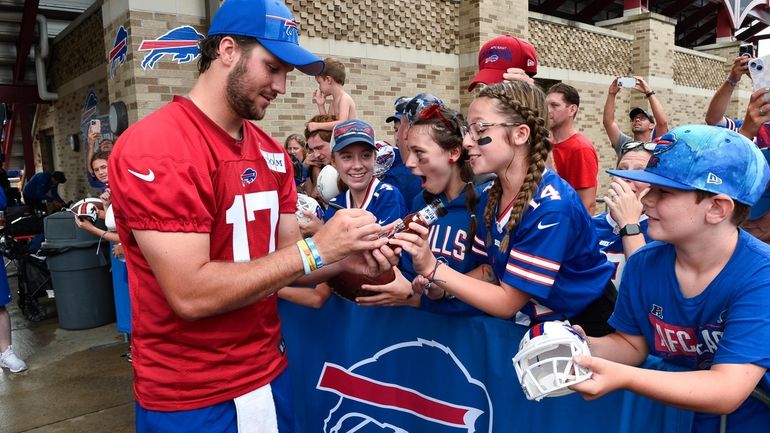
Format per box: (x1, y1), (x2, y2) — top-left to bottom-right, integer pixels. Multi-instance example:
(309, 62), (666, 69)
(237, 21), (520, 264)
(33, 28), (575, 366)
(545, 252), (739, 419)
(101, 0), (208, 125)
(458, 0), (529, 111)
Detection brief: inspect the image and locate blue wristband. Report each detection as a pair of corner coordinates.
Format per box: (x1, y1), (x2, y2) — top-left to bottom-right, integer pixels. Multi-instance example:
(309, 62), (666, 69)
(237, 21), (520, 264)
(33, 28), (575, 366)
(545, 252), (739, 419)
(304, 238), (325, 269)
(296, 242), (312, 275)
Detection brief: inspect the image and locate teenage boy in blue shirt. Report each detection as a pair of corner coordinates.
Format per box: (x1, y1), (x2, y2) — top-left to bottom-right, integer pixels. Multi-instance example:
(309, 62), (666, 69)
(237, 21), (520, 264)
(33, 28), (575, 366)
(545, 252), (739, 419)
(572, 125), (770, 433)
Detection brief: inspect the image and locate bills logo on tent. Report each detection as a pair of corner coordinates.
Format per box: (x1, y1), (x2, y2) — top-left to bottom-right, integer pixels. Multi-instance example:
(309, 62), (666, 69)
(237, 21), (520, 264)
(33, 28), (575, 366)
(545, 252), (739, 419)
(109, 26), (128, 78)
(138, 25), (204, 70)
(80, 90), (99, 125)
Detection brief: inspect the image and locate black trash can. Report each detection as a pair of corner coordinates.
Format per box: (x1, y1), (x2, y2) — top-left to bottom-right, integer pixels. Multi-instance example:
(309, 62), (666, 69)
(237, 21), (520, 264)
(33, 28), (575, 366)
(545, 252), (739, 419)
(41, 212), (115, 330)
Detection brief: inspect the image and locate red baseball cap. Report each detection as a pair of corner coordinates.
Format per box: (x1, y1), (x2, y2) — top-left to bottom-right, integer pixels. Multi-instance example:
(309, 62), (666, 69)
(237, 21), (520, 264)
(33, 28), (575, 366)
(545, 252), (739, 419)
(468, 35), (538, 92)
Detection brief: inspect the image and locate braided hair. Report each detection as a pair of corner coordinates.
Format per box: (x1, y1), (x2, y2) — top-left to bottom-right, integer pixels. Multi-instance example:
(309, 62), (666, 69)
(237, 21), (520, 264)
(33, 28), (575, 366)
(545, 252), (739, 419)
(412, 104), (479, 249)
(477, 81), (551, 252)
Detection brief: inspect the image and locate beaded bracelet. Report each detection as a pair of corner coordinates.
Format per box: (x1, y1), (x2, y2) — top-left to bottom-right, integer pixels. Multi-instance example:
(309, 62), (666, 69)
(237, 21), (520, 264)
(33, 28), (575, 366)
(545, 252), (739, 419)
(304, 238), (325, 269)
(423, 257), (448, 292)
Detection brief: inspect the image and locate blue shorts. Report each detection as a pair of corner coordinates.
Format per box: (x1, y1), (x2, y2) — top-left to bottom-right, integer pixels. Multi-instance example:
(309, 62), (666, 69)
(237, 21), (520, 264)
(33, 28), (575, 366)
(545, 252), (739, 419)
(136, 368), (294, 433)
(0, 262), (11, 306)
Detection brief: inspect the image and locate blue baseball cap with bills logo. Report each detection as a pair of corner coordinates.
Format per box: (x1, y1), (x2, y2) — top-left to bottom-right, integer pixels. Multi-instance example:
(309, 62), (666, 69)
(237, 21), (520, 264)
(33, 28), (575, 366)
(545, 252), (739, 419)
(208, 0), (324, 75)
(607, 125), (770, 206)
(332, 120), (377, 152)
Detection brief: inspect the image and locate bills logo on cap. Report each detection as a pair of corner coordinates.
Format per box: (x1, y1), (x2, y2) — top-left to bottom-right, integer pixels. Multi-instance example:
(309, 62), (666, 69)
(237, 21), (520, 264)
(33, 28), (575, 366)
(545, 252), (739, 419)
(241, 168), (257, 186)
(265, 14), (300, 43)
(527, 59), (536, 67)
(138, 25), (204, 70)
(109, 26), (128, 79)
(80, 90), (99, 125)
(481, 46), (513, 64)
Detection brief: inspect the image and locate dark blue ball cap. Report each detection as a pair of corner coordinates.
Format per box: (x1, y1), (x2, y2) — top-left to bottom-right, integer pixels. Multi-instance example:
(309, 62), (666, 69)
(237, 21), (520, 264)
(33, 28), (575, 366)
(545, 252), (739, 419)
(208, 0), (324, 76)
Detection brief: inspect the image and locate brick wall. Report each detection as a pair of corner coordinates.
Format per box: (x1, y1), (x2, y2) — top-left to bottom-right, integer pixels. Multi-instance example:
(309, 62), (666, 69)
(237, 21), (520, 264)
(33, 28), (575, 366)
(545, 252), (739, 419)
(260, 56), (460, 144)
(529, 18), (633, 75)
(34, 6), (110, 201)
(287, 0), (459, 54)
(673, 51), (724, 89)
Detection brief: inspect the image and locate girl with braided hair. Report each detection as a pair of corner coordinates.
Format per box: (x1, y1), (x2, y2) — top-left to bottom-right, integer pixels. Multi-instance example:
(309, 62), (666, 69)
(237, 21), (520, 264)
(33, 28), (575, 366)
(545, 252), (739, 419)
(392, 81), (616, 336)
(358, 104), (489, 312)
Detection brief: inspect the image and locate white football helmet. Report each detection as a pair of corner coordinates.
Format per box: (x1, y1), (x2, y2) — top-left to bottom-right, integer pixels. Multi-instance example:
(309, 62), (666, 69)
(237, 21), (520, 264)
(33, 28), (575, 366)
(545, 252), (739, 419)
(296, 194), (323, 223)
(374, 140), (396, 178)
(70, 201), (99, 223)
(316, 165), (340, 203)
(512, 320), (592, 401)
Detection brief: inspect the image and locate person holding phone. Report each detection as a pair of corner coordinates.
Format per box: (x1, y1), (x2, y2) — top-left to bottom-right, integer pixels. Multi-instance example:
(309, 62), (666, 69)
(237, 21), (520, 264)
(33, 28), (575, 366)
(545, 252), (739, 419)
(602, 76), (670, 156)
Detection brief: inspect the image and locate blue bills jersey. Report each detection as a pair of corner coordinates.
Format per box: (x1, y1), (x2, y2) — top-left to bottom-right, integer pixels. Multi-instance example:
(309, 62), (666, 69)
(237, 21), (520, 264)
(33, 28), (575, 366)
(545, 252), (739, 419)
(610, 230), (770, 433)
(324, 178), (408, 226)
(471, 169), (614, 322)
(591, 212), (651, 290)
(401, 185), (489, 316)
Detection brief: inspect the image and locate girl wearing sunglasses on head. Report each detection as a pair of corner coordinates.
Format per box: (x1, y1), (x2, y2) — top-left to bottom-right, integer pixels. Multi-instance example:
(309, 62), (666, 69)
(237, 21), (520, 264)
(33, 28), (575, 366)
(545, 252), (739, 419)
(390, 81), (616, 335)
(358, 104), (491, 312)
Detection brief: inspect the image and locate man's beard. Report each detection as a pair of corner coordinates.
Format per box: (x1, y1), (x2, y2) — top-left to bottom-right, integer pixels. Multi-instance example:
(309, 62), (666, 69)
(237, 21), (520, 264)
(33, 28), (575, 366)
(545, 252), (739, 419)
(226, 55), (264, 121)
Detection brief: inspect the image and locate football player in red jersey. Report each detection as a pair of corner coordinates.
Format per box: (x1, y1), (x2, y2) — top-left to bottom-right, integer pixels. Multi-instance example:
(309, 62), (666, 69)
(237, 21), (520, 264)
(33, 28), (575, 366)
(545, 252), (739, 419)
(108, 1), (396, 431)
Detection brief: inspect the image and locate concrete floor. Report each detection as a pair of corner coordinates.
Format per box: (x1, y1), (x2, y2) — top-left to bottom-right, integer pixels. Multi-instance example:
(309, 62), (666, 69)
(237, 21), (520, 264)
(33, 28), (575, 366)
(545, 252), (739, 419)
(0, 279), (135, 433)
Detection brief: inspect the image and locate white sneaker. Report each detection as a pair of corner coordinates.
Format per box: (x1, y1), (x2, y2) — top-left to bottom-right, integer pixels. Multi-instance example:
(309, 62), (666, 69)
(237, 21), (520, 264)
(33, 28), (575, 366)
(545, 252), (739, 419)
(0, 346), (28, 373)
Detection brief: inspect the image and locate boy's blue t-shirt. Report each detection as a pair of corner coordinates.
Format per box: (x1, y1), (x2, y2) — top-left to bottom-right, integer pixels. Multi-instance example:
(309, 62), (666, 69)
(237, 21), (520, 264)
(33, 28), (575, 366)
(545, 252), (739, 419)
(611, 230), (770, 433)
(401, 185), (489, 316)
(324, 178), (407, 226)
(471, 169), (614, 322)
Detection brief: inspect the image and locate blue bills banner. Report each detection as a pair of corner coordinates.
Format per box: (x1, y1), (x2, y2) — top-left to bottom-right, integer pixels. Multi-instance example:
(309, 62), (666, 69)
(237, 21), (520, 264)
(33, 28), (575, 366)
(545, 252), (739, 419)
(279, 296), (693, 432)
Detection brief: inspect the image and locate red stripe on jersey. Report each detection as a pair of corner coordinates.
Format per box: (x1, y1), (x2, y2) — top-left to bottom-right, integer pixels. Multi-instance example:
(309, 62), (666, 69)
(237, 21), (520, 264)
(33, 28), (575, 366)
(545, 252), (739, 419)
(506, 263), (555, 286)
(509, 248), (560, 271)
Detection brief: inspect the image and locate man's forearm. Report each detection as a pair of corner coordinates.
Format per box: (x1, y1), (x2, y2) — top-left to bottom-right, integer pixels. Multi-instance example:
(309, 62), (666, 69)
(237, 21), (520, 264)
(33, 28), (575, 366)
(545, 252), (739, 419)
(705, 81), (734, 125)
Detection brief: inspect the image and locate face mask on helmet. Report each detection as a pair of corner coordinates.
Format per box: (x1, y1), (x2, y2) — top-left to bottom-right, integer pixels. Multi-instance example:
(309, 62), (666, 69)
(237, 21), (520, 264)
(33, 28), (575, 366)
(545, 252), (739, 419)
(70, 200), (100, 223)
(512, 320), (592, 401)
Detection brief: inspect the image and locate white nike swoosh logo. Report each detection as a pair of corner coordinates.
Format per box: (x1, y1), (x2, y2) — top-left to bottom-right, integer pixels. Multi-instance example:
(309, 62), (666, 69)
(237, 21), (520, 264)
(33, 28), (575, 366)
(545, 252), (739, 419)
(377, 219), (387, 225)
(537, 221), (559, 230)
(128, 168), (155, 182)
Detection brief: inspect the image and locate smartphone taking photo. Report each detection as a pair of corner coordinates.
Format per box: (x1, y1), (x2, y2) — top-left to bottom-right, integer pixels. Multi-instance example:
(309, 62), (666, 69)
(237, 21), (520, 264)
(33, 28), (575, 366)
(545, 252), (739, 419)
(616, 77), (637, 88)
(89, 119), (101, 135)
(739, 43), (755, 58)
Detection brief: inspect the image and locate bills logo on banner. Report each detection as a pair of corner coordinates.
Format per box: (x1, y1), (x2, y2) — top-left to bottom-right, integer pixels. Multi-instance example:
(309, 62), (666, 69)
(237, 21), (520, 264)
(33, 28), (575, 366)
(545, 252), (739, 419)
(138, 25), (204, 70)
(317, 340), (490, 433)
(279, 296), (695, 433)
(109, 26), (128, 78)
(80, 90), (99, 125)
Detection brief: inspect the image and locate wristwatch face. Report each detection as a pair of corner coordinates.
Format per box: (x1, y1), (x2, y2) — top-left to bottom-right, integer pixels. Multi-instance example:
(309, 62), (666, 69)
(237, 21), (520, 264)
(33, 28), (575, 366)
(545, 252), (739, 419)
(620, 224), (642, 236)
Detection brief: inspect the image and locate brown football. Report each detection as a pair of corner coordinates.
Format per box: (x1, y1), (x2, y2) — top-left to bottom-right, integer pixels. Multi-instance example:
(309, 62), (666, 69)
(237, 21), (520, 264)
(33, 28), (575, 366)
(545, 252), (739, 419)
(328, 268), (396, 302)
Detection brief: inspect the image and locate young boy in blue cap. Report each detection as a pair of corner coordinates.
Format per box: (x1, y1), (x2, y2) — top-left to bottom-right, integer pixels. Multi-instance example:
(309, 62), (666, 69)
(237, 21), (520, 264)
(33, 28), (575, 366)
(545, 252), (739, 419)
(572, 125), (770, 433)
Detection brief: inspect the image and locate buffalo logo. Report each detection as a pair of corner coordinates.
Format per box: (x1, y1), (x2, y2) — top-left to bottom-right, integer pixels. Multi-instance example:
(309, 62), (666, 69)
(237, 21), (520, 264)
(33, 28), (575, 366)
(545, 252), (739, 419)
(317, 339), (492, 433)
(265, 14), (299, 39)
(138, 25), (204, 70)
(109, 26), (128, 78)
(80, 90), (99, 125)
(480, 46), (512, 64)
(646, 135), (676, 168)
(241, 168), (257, 186)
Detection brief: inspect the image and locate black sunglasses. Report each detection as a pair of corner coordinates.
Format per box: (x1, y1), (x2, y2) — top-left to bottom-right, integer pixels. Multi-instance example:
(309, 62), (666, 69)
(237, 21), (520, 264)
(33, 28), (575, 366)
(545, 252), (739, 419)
(620, 141), (657, 154)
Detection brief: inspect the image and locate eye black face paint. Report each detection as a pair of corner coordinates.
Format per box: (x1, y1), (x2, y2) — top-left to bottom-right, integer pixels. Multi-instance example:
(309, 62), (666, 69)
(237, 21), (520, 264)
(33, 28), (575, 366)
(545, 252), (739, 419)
(477, 136), (492, 145)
